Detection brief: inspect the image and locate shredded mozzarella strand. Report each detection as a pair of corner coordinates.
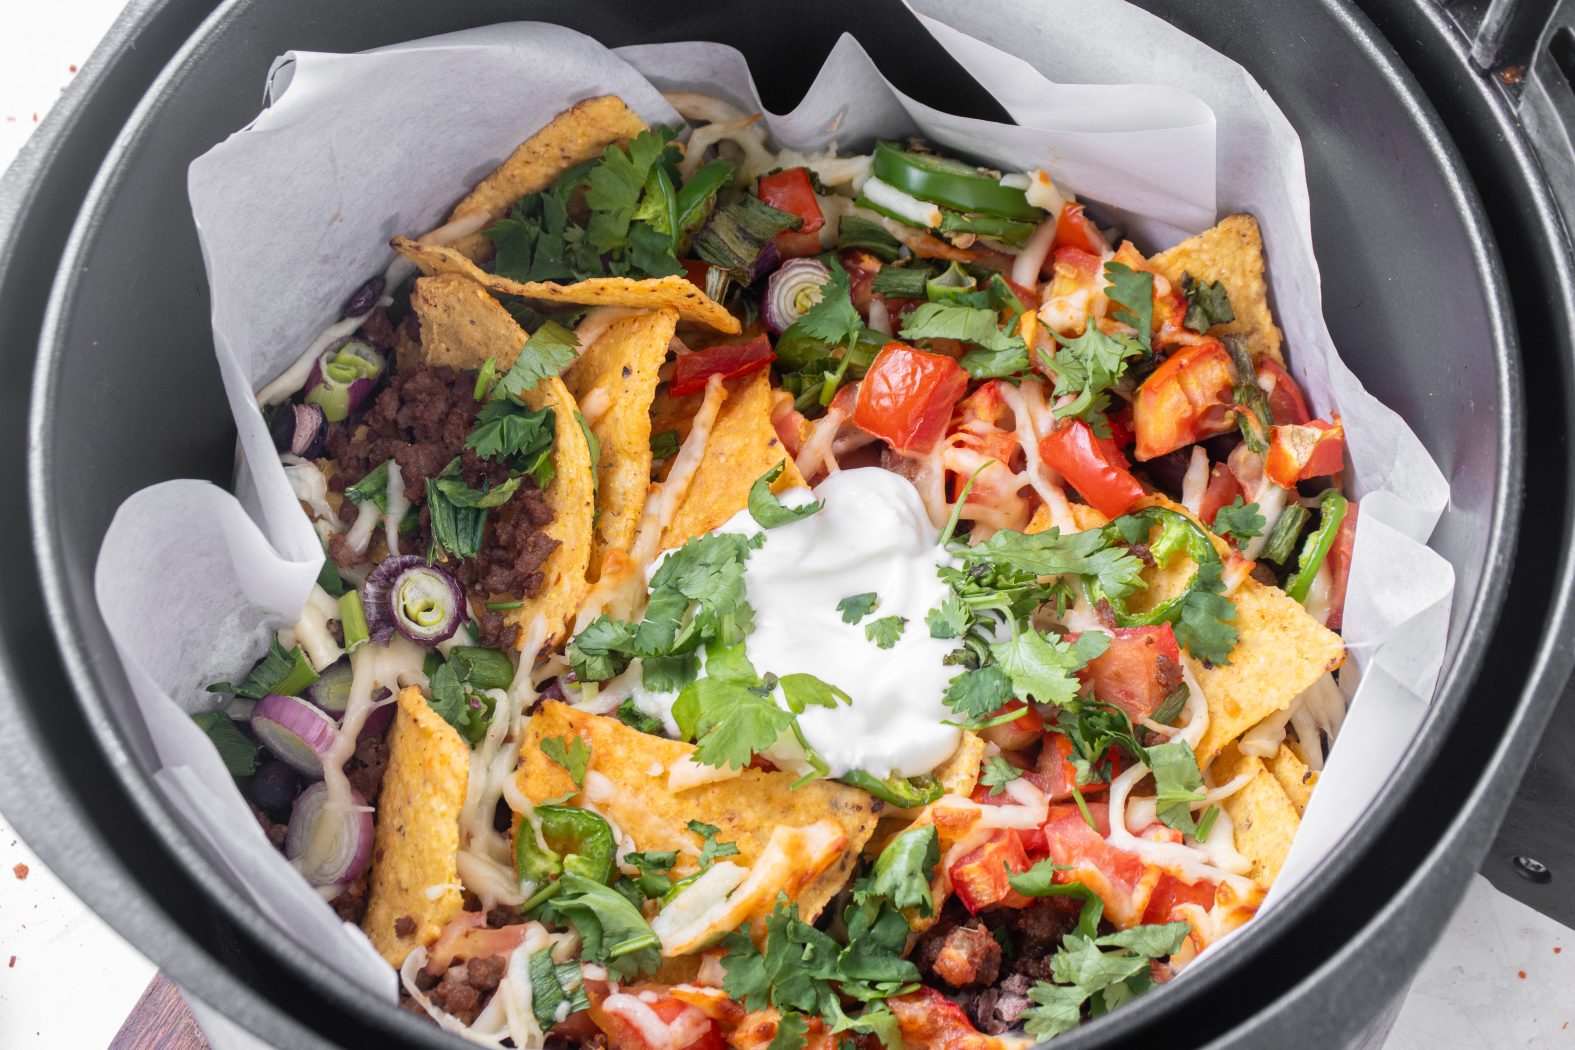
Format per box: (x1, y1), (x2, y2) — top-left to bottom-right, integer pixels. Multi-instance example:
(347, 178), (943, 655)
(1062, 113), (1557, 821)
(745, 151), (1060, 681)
(292, 584), (345, 671)
(1180, 447), (1210, 516)
(1011, 214), (1059, 293)
(343, 498), (380, 561)
(997, 379), (1078, 533)
(281, 457), (338, 526)
(793, 405), (848, 483)
(630, 373), (727, 566)
(383, 460), (409, 558)
(1288, 672), (1347, 771)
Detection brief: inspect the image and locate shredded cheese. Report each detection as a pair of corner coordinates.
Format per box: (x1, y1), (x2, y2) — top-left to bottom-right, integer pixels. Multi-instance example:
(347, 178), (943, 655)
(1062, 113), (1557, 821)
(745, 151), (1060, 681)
(630, 373), (728, 566)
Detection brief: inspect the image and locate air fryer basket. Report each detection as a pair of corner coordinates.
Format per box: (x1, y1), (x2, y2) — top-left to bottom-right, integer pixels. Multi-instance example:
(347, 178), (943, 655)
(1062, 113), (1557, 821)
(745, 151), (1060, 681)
(1, 1), (1572, 1048)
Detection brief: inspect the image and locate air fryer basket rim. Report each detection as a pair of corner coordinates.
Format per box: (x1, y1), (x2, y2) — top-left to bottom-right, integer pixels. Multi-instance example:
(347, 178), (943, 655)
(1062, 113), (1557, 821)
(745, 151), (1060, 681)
(5, 0), (1571, 1048)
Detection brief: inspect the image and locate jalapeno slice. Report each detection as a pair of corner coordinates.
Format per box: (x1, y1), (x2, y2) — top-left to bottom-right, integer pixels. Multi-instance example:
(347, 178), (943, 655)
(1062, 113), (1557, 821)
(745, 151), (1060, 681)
(1286, 491), (1349, 603)
(839, 770), (946, 808)
(514, 805), (616, 889)
(1090, 506), (1222, 627)
(872, 141), (1045, 221)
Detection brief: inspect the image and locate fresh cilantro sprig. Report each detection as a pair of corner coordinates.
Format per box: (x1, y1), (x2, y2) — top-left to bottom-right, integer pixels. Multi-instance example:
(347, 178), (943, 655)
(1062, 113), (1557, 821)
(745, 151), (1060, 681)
(980, 755), (1025, 797)
(498, 322), (579, 398)
(687, 820), (741, 870)
(541, 734), (591, 788)
(1041, 324), (1145, 429)
(1180, 273), (1235, 332)
(1212, 497), (1265, 547)
(1103, 261), (1155, 351)
(837, 592), (879, 624)
(864, 616), (908, 650)
(748, 461), (822, 529)
(1022, 922), (1191, 1039)
(899, 301), (1029, 379)
(990, 627), (1108, 707)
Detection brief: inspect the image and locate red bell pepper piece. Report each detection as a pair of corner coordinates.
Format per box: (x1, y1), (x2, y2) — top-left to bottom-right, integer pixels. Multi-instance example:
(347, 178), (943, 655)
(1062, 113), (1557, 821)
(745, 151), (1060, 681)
(1198, 462), (1244, 528)
(978, 699), (1044, 752)
(1324, 499), (1359, 631)
(1038, 419), (1146, 519)
(853, 343), (969, 453)
(1075, 624), (1183, 725)
(947, 830), (1034, 913)
(758, 167), (824, 258)
(1265, 415), (1346, 488)
(1256, 357), (1312, 427)
(1051, 202), (1108, 256)
(669, 335), (775, 397)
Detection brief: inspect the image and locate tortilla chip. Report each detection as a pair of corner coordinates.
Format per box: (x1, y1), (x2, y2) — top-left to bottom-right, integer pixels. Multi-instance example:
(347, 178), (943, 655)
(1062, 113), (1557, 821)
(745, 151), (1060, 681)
(1213, 744), (1300, 887)
(1026, 502), (1109, 535)
(440, 96), (647, 263)
(934, 731), (986, 798)
(1265, 743), (1316, 815)
(658, 370), (806, 550)
(563, 309), (677, 578)
(517, 702), (878, 922)
(409, 272), (594, 647)
(362, 687), (470, 967)
(1150, 214), (1284, 365)
(1129, 497), (1344, 766)
(392, 235), (739, 334)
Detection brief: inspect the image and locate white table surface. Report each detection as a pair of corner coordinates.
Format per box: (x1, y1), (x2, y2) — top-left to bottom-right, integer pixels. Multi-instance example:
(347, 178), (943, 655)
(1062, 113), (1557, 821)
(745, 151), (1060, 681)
(2, 4), (1572, 1048)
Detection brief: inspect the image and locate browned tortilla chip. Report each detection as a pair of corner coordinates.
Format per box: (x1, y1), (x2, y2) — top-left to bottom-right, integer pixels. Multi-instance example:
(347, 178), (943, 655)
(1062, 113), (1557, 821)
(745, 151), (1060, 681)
(1130, 497), (1344, 766)
(440, 96), (647, 263)
(392, 235), (739, 334)
(409, 272), (594, 648)
(563, 309), (677, 578)
(517, 702), (878, 922)
(1265, 743), (1316, 815)
(1150, 214), (1284, 365)
(658, 370), (806, 550)
(362, 687), (470, 967)
(1213, 744), (1300, 887)
(1026, 502), (1109, 535)
(933, 731), (986, 797)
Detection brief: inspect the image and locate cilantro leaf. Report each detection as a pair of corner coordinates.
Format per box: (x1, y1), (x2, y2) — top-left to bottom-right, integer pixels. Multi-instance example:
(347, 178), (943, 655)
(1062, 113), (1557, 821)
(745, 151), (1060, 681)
(942, 664), (1013, 724)
(1043, 324), (1145, 425)
(980, 755), (1025, 797)
(426, 661), (494, 745)
(584, 129), (676, 253)
(865, 825), (940, 917)
(615, 698), (666, 736)
(431, 472), (524, 510)
(864, 616), (907, 650)
(1023, 981), (1092, 1039)
(1146, 739), (1206, 835)
(191, 712), (261, 779)
(1009, 860), (1105, 938)
(837, 592), (879, 624)
(1097, 921), (1191, 958)
(650, 428), (681, 461)
(567, 615), (636, 682)
(498, 321), (579, 398)
(1180, 272), (1235, 332)
(672, 675), (794, 770)
(1173, 557), (1238, 665)
(790, 261), (863, 354)
(768, 1012), (808, 1050)
(466, 399), (557, 487)
(748, 460), (822, 529)
(962, 526), (1146, 600)
(899, 302), (1029, 379)
(1050, 933), (1152, 991)
(925, 592), (971, 639)
(778, 673), (851, 714)
(545, 872), (661, 979)
(1103, 260), (1155, 351)
(540, 734), (591, 788)
(989, 628), (1108, 707)
(1212, 497), (1265, 546)
(687, 820), (742, 870)
(624, 850), (677, 898)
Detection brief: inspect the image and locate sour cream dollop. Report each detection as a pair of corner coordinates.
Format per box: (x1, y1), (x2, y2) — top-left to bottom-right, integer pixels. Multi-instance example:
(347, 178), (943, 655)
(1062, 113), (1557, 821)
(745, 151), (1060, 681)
(635, 467), (962, 780)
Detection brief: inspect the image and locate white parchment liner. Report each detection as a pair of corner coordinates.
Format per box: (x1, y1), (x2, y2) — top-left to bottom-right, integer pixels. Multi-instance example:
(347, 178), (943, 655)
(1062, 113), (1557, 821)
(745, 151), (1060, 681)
(92, 3), (1455, 1001)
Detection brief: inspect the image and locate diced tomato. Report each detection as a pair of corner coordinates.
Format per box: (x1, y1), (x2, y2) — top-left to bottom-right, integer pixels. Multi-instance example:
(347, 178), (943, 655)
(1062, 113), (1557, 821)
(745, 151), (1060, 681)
(1256, 358), (1312, 427)
(853, 343), (970, 453)
(425, 914), (527, 974)
(1324, 499), (1358, 631)
(841, 249), (882, 317)
(1265, 415), (1345, 488)
(980, 699), (1044, 751)
(1075, 624), (1182, 725)
(1106, 405), (1135, 451)
(1040, 803), (1152, 927)
(594, 993), (725, 1050)
(1051, 202), (1108, 256)
(1038, 419), (1146, 518)
(1198, 462), (1244, 527)
(1051, 245), (1102, 282)
(889, 987), (1000, 1050)
(651, 999), (726, 1050)
(1142, 872), (1217, 926)
(758, 167), (824, 258)
(681, 257), (711, 290)
(1033, 733), (1094, 802)
(1131, 340), (1238, 461)
(948, 830), (1034, 913)
(669, 335), (775, 397)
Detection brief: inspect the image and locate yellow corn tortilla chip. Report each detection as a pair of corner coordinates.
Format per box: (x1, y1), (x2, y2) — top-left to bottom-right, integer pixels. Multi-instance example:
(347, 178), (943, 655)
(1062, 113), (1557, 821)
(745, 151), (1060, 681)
(1026, 502), (1109, 535)
(1213, 744), (1300, 887)
(409, 272), (594, 648)
(1265, 743), (1316, 815)
(934, 731), (986, 798)
(1150, 213), (1284, 365)
(658, 370), (806, 550)
(517, 702), (879, 922)
(563, 309), (677, 579)
(362, 687), (470, 967)
(441, 96), (647, 263)
(392, 235), (739, 334)
(1129, 497), (1344, 766)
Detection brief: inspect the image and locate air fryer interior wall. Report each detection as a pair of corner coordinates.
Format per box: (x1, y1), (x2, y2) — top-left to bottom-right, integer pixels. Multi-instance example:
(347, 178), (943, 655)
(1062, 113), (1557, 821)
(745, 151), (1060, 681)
(2, 1), (1571, 1048)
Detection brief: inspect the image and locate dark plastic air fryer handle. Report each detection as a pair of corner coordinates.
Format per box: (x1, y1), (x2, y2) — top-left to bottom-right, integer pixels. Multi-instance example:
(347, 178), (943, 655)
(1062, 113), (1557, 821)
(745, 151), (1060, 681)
(1520, 0), (1575, 236)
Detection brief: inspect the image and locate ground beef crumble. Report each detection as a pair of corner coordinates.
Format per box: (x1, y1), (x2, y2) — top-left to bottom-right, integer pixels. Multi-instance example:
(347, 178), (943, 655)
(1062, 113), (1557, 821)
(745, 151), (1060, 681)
(402, 956), (508, 1026)
(322, 363), (559, 648)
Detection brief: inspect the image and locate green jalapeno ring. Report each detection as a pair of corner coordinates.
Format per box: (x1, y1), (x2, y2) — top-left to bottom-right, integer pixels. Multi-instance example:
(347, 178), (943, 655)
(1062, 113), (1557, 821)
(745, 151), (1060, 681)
(514, 805), (617, 891)
(1089, 506), (1223, 628)
(839, 769), (945, 809)
(1286, 491), (1349, 604)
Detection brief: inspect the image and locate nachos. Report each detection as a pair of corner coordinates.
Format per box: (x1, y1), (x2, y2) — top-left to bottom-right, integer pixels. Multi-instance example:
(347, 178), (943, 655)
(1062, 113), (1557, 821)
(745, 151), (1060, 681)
(201, 92), (1359, 1048)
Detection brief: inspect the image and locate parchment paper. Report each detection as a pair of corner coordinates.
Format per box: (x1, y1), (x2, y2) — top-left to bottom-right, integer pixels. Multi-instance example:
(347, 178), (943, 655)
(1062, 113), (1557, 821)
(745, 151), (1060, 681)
(94, 4), (1455, 998)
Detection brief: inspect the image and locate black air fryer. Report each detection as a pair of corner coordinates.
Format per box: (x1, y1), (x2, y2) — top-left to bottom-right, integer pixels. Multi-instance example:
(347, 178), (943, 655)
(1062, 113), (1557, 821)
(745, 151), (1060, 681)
(0, 1), (1571, 1047)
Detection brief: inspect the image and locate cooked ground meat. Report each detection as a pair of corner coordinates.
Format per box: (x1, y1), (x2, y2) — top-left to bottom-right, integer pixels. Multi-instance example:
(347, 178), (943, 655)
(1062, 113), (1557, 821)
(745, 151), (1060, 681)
(966, 972), (1036, 1035)
(999, 896), (1084, 982)
(394, 915), (417, 938)
(486, 904), (526, 929)
(1156, 651), (1184, 698)
(332, 874), (370, 924)
(322, 363), (560, 644)
(250, 805), (287, 850)
(358, 306), (396, 351)
(346, 732), (391, 805)
(914, 918), (1002, 989)
(544, 1032), (608, 1050)
(402, 957), (508, 1026)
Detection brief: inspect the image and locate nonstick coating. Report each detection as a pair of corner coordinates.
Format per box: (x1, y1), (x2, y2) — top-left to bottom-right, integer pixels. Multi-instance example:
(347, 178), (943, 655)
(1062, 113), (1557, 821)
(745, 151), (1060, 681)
(3, 0), (1571, 1047)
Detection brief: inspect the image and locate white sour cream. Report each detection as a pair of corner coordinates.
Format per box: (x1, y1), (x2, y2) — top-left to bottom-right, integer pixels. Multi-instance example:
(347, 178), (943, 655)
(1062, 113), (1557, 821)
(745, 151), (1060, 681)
(634, 468), (963, 780)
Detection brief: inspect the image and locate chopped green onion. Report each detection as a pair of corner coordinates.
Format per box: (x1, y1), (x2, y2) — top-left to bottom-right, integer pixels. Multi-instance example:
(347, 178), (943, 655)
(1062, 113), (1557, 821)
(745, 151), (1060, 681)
(1287, 491), (1349, 603)
(835, 216), (903, 261)
(870, 265), (931, 300)
(692, 194), (802, 278)
(1194, 804), (1220, 841)
(485, 600), (525, 611)
(925, 261), (978, 302)
(1260, 503), (1311, 565)
(338, 591), (369, 653)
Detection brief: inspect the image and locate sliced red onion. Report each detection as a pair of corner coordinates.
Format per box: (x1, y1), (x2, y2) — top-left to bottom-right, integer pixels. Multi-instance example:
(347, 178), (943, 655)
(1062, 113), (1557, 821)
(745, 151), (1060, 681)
(270, 403), (328, 459)
(285, 782), (373, 887)
(250, 693), (339, 778)
(247, 760), (301, 816)
(302, 658), (353, 716)
(303, 340), (386, 422)
(341, 275), (386, 320)
(357, 688), (396, 742)
(763, 258), (831, 335)
(363, 555), (466, 646)
(750, 241), (782, 284)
